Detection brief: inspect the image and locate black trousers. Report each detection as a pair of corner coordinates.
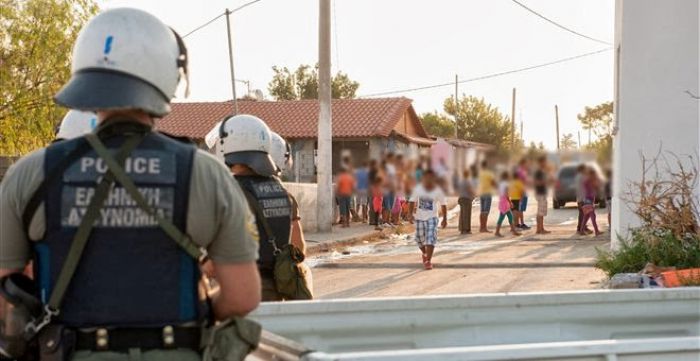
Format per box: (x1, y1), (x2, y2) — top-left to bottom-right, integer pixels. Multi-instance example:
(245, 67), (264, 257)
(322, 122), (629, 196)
(458, 197), (473, 233)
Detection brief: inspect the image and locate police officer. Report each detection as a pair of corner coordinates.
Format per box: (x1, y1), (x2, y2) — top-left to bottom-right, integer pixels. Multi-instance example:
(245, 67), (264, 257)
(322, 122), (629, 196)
(55, 110), (98, 141)
(269, 132), (314, 296)
(215, 116), (310, 301)
(0, 8), (260, 361)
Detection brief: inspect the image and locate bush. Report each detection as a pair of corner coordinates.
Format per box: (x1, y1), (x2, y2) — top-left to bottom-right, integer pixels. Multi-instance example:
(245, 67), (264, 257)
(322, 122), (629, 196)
(595, 153), (700, 279)
(595, 229), (700, 278)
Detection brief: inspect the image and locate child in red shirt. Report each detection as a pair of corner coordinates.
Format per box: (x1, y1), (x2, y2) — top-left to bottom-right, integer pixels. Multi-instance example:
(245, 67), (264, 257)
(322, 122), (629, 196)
(370, 177), (384, 231)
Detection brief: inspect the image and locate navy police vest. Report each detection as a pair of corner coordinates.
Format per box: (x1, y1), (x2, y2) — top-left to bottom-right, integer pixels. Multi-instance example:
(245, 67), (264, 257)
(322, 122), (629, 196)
(235, 176), (292, 273)
(36, 122), (200, 328)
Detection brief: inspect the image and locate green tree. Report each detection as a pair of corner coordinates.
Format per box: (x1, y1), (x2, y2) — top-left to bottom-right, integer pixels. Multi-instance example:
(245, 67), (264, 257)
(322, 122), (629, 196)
(443, 95), (517, 152)
(268, 64), (360, 100)
(420, 112), (455, 138)
(578, 101), (614, 163)
(525, 141), (547, 158)
(578, 101), (613, 139)
(560, 133), (577, 150)
(0, 0), (97, 155)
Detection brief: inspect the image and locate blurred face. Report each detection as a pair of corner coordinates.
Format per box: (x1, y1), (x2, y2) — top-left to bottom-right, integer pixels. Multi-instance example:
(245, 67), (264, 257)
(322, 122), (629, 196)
(423, 172), (436, 189)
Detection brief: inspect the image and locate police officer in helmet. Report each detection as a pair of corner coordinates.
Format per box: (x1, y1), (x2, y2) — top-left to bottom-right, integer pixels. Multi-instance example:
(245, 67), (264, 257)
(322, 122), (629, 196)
(0, 8), (260, 361)
(216, 117), (311, 301)
(55, 110), (98, 141)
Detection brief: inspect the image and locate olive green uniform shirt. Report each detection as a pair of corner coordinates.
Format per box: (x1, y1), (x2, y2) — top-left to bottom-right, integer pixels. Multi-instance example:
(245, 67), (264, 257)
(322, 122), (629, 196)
(0, 146), (259, 270)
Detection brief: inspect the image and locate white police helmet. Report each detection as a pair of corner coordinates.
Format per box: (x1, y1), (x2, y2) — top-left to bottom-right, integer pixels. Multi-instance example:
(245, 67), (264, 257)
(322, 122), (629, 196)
(270, 132), (292, 174)
(56, 110), (98, 140)
(54, 8), (188, 117)
(218, 114), (276, 177)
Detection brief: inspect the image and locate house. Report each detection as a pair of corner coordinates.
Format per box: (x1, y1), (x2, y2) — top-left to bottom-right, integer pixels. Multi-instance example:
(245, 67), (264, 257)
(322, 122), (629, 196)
(612, 0), (699, 247)
(430, 138), (494, 191)
(158, 97), (435, 182)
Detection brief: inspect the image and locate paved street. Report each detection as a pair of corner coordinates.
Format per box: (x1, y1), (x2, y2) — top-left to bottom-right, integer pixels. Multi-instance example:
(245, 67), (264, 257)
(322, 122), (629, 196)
(308, 200), (611, 298)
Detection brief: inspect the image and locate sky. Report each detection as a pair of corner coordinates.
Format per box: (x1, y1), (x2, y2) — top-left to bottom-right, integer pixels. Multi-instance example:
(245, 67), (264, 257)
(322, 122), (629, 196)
(98, 0), (615, 149)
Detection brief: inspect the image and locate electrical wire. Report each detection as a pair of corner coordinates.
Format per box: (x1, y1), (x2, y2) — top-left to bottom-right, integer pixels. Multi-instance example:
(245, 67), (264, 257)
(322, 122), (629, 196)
(510, 0), (612, 46)
(182, 0), (264, 39)
(230, 0), (263, 14)
(360, 47), (612, 98)
(182, 12), (226, 39)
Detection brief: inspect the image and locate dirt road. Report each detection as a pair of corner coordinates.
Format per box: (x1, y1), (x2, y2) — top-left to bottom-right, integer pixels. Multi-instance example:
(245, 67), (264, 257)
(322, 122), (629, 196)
(308, 200), (611, 299)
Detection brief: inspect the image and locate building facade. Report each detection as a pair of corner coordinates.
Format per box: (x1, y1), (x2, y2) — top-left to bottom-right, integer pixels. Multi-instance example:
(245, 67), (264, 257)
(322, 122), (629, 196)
(613, 0), (700, 247)
(158, 97), (435, 183)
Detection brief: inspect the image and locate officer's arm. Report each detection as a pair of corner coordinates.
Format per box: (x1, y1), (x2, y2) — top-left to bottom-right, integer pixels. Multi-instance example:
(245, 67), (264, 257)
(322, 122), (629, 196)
(211, 261), (261, 318)
(291, 220), (306, 255)
(288, 195), (306, 255)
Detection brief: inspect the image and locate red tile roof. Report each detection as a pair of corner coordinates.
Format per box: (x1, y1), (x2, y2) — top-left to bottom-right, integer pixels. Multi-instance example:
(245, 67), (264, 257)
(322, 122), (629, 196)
(157, 97), (430, 141)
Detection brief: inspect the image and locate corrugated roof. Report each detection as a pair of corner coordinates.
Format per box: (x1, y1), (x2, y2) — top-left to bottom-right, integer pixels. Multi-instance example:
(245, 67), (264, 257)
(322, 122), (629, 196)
(158, 97), (430, 141)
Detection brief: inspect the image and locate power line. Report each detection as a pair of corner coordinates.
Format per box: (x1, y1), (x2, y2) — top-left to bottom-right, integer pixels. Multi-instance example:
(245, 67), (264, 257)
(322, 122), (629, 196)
(182, 0), (264, 39)
(182, 12), (225, 38)
(360, 47), (612, 98)
(510, 0), (612, 46)
(230, 0), (263, 14)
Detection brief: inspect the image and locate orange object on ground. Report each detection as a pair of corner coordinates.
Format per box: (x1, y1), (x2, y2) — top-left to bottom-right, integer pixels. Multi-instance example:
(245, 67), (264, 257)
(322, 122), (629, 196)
(661, 268), (700, 287)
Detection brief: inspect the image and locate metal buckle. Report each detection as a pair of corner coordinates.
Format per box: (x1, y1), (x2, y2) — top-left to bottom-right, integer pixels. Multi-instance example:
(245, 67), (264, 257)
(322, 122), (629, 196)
(24, 305), (59, 338)
(162, 326), (175, 348)
(95, 328), (109, 350)
(198, 247), (209, 264)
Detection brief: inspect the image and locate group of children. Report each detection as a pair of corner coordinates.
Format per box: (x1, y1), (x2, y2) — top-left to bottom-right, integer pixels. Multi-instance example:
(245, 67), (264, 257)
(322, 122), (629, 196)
(341, 154), (609, 272)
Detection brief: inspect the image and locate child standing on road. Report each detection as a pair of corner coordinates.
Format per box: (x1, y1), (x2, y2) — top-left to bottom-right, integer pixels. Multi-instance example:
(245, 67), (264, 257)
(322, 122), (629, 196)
(336, 168), (355, 228)
(509, 170), (526, 232)
(581, 168), (603, 236)
(409, 170), (447, 270)
(370, 177), (384, 231)
(495, 172), (522, 237)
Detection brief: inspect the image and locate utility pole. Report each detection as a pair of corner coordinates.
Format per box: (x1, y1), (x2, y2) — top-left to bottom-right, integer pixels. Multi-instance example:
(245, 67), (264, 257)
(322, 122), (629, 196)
(317, 0), (333, 232)
(454, 74), (459, 139)
(225, 9), (238, 114)
(588, 128), (592, 145)
(555, 105), (560, 151)
(511, 88), (516, 151)
(578, 131), (582, 149)
(520, 121), (523, 142)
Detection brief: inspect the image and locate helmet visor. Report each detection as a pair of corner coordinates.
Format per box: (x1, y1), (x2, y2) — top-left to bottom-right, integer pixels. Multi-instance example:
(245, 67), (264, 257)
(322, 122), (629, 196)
(54, 69), (171, 117)
(225, 151), (278, 177)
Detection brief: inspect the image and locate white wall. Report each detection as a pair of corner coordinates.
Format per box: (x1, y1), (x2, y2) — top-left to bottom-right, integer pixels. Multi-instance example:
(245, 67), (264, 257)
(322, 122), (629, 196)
(283, 182), (318, 233)
(613, 0), (700, 247)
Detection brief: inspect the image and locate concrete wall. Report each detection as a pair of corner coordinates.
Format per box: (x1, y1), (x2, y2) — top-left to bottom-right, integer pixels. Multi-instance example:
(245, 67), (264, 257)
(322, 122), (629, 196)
(283, 182), (318, 232)
(613, 0), (700, 247)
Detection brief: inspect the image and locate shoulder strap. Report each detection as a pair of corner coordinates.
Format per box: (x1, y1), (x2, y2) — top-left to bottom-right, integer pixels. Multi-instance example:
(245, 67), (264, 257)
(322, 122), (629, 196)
(238, 186), (280, 253)
(83, 133), (206, 262)
(26, 134), (144, 337)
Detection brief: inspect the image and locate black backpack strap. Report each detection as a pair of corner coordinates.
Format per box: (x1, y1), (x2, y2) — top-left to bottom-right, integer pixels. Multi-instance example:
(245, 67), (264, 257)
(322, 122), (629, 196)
(22, 141), (92, 233)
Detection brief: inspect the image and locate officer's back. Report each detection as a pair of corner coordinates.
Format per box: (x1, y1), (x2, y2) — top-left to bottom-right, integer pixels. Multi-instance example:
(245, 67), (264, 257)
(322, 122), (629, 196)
(0, 8), (261, 361)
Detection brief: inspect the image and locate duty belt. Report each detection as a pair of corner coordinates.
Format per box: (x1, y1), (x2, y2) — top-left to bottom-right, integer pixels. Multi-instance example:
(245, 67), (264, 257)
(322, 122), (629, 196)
(74, 326), (200, 352)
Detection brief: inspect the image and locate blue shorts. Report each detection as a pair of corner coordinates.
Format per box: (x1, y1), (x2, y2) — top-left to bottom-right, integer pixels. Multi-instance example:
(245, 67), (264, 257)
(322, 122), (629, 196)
(479, 195), (492, 214)
(520, 195), (528, 212)
(382, 192), (395, 210)
(415, 217), (439, 246)
(337, 196), (352, 216)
